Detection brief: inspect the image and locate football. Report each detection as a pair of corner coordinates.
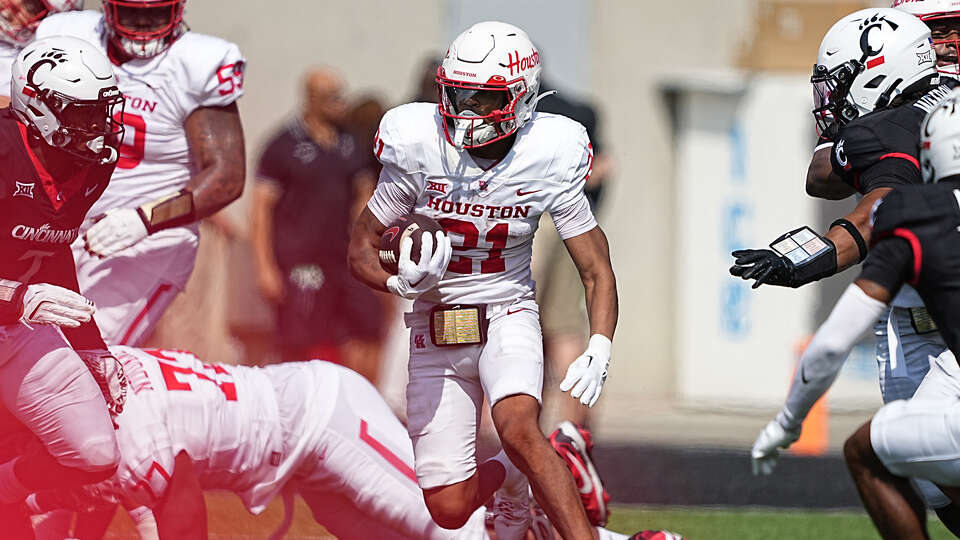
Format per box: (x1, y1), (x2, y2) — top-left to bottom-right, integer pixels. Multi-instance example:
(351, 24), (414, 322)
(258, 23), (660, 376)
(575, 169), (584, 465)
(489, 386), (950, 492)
(379, 213), (444, 274)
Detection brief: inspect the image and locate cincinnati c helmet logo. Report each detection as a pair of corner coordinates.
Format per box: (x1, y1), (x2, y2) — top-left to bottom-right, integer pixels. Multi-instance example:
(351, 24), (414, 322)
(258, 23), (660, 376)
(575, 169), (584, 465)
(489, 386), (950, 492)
(858, 13), (899, 59)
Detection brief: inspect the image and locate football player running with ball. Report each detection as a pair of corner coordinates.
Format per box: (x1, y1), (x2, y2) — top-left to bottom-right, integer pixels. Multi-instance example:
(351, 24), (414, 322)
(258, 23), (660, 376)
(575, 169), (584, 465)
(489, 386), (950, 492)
(0, 36), (127, 537)
(35, 0), (246, 346)
(349, 21), (619, 540)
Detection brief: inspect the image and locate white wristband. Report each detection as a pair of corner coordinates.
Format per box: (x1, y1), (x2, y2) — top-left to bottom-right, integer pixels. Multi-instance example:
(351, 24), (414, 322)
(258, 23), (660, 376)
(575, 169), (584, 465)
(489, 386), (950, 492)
(587, 334), (612, 356)
(386, 275), (402, 296)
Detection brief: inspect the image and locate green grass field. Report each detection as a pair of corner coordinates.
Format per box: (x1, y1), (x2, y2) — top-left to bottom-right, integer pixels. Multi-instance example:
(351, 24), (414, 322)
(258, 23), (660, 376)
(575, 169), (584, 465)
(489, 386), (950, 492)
(94, 496), (957, 539)
(606, 505), (956, 540)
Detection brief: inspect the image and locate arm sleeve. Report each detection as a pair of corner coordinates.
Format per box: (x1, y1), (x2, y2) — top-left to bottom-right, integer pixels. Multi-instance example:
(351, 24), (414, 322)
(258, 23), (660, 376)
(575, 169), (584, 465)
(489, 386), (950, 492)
(551, 127), (594, 212)
(192, 42), (245, 108)
(778, 284), (889, 430)
(365, 113), (420, 226)
(366, 165), (418, 226)
(551, 195), (597, 240)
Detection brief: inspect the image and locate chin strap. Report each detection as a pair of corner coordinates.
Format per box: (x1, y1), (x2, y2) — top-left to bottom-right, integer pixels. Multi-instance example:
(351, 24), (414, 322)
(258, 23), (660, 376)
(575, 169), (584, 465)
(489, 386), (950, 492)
(533, 90), (557, 105)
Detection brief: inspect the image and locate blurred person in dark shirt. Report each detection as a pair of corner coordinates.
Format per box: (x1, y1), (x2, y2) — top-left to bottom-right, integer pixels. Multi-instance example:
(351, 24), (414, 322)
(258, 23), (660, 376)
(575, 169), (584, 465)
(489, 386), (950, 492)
(250, 67), (384, 381)
(411, 55), (442, 103)
(535, 79), (614, 431)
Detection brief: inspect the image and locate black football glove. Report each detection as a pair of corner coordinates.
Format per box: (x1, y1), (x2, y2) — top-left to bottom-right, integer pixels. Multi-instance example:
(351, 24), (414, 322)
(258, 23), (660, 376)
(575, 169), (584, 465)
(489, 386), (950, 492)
(730, 249), (795, 289)
(730, 227), (839, 289)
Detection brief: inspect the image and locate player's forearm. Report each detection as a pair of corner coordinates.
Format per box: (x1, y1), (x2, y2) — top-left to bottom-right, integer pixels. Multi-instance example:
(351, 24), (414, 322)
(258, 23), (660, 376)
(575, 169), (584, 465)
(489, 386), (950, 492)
(582, 267), (618, 340)
(827, 187), (888, 271)
(184, 103), (246, 220)
(155, 453), (206, 540)
(348, 208), (393, 294)
(780, 284), (887, 429)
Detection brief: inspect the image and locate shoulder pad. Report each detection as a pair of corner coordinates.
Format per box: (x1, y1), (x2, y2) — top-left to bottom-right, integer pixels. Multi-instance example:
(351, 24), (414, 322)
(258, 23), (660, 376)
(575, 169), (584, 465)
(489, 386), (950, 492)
(35, 10), (102, 42)
(375, 103), (438, 174)
(167, 33), (245, 106)
(523, 112), (590, 184)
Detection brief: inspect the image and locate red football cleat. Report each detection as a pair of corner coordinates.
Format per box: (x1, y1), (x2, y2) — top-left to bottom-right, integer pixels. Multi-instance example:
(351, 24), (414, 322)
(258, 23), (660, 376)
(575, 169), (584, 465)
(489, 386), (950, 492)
(549, 421), (611, 526)
(629, 531), (687, 540)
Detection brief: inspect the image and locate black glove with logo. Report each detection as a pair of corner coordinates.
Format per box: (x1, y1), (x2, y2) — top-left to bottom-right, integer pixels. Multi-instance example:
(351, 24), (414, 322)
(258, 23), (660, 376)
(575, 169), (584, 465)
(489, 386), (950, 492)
(730, 227), (838, 289)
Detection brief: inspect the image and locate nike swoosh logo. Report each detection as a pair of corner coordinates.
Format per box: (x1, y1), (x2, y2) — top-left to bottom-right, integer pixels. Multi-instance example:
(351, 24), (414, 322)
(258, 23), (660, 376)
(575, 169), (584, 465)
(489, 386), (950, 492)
(825, 49), (838, 57)
(516, 189), (541, 196)
(801, 366), (809, 384)
(85, 185), (98, 197)
(506, 308), (534, 315)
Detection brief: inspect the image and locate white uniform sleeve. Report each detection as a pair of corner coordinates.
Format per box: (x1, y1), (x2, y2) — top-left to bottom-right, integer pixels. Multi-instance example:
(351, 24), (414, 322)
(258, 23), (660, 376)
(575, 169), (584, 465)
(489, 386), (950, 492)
(366, 115), (419, 226)
(550, 127), (597, 238)
(188, 39), (245, 109)
(778, 284), (888, 430)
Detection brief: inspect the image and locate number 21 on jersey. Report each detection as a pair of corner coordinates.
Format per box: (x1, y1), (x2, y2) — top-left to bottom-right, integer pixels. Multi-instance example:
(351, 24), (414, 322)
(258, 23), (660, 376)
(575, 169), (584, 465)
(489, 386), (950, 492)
(146, 349), (238, 401)
(437, 219), (508, 274)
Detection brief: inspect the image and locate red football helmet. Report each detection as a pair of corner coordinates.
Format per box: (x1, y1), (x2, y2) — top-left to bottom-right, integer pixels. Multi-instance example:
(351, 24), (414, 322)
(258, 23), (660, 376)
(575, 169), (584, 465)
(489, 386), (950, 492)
(102, 0), (186, 59)
(894, 0), (960, 77)
(0, 0), (81, 46)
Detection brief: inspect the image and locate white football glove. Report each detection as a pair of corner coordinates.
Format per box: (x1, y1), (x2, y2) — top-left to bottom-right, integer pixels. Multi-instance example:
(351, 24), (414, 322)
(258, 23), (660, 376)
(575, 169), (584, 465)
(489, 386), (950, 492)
(22, 284), (95, 328)
(560, 334), (612, 407)
(386, 231), (452, 299)
(751, 418), (801, 476)
(77, 349), (127, 418)
(84, 207), (149, 257)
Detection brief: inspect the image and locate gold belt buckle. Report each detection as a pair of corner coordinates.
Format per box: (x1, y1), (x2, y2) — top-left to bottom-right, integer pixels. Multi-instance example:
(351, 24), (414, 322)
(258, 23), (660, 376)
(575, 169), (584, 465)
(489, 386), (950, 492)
(909, 307), (938, 334)
(429, 304), (487, 346)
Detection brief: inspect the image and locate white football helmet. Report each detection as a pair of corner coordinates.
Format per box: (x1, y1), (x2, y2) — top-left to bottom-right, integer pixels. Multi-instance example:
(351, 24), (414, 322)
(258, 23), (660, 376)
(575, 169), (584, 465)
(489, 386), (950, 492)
(11, 36), (125, 164)
(920, 87), (960, 182)
(0, 0), (82, 47)
(812, 8), (937, 133)
(437, 21), (550, 149)
(893, 0), (960, 77)
(103, 0), (186, 59)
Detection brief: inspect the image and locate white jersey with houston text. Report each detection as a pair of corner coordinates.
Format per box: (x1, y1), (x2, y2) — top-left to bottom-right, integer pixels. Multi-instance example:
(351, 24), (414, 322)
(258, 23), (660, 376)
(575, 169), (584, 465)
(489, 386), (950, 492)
(368, 103), (595, 305)
(107, 347), (336, 513)
(35, 11), (245, 222)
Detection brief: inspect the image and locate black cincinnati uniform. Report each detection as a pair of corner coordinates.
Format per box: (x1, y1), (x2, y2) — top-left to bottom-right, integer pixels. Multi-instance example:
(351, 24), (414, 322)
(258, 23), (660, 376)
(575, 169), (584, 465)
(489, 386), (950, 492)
(860, 182), (960, 354)
(0, 108), (114, 350)
(831, 82), (956, 193)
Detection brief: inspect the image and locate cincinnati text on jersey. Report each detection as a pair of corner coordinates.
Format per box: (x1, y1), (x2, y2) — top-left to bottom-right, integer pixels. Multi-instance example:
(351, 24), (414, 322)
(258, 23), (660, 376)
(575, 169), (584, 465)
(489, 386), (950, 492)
(10, 223), (80, 243)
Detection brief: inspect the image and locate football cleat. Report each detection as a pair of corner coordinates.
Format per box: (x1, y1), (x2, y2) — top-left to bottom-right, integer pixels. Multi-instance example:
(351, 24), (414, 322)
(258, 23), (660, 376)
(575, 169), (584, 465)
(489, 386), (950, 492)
(493, 490), (532, 540)
(629, 531), (687, 540)
(529, 499), (555, 540)
(549, 421), (611, 526)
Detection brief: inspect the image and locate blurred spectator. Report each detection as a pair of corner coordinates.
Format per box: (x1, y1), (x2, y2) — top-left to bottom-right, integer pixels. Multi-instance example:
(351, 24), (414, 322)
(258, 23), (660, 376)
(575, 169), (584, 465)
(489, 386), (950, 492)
(411, 55), (442, 102)
(534, 79), (614, 430)
(250, 67), (385, 382)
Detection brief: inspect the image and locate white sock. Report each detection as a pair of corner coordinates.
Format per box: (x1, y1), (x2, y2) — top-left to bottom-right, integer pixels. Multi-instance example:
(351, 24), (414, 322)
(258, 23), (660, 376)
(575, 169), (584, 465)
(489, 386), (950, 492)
(487, 449), (528, 497)
(596, 527), (629, 540)
(0, 459), (29, 504)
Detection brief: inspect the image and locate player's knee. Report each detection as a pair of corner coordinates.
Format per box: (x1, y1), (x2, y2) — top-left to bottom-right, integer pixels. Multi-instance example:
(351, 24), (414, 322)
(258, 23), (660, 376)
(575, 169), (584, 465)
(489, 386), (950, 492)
(70, 436), (121, 475)
(424, 498), (473, 530)
(497, 418), (541, 460)
(843, 422), (875, 471)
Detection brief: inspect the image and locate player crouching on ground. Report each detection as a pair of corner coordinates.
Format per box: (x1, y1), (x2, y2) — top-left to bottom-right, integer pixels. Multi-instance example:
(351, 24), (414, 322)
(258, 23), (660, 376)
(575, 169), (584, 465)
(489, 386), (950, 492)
(349, 20), (618, 540)
(0, 36), (128, 538)
(754, 87), (960, 539)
